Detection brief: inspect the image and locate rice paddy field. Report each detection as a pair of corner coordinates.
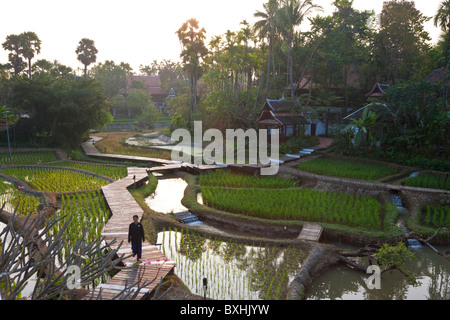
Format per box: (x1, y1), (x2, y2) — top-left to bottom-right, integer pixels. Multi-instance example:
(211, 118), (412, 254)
(0, 179), (41, 215)
(199, 171), (383, 231)
(0, 167), (110, 192)
(405, 174), (450, 191)
(158, 228), (304, 300)
(48, 161), (128, 181)
(0, 151), (57, 165)
(297, 157), (397, 181)
(417, 205), (450, 229)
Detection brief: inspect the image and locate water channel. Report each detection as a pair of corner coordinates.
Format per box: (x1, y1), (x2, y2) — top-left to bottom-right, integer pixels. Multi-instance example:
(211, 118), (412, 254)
(145, 175), (450, 300)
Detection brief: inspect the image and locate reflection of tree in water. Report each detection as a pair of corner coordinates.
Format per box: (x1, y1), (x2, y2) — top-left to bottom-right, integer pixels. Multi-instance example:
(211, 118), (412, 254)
(175, 230), (305, 300)
(420, 252), (450, 300)
(209, 239), (305, 300)
(309, 247), (450, 300)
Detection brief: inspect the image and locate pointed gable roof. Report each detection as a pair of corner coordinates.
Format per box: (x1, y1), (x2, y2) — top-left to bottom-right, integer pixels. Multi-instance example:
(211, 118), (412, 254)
(256, 98), (308, 126)
(365, 83), (390, 98)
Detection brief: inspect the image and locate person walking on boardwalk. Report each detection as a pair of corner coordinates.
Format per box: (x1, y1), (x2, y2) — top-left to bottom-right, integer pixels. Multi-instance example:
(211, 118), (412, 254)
(128, 215), (145, 261)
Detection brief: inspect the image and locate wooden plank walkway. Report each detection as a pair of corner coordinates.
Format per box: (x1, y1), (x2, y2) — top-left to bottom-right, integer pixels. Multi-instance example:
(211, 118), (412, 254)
(148, 162), (226, 174)
(298, 224), (323, 242)
(85, 166), (175, 300)
(81, 137), (171, 165)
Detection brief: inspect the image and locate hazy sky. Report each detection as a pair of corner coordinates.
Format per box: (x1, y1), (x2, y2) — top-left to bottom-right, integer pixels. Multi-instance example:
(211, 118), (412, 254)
(0, 0), (443, 75)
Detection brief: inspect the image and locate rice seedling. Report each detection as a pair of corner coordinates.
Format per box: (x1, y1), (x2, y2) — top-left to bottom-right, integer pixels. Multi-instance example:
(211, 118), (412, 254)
(201, 186), (383, 230)
(199, 171), (296, 188)
(0, 179), (40, 215)
(418, 205), (450, 228)
(297, 158), (397, 181)
(48, 161), (128, 180)
(0, 151), (57, 165)
(405, 174), (450, 190)
(1, 166), (110, 192)
(49, 190), (110, 261)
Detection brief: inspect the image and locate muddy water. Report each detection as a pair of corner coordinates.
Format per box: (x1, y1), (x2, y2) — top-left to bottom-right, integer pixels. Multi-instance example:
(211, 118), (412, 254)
(307, 243), (450, 300)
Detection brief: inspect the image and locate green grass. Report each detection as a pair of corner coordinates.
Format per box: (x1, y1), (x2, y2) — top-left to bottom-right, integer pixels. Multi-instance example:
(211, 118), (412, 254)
(1, 167), (110, 192)
(297, 157), (397, 181)
(0, 151), (57, 165)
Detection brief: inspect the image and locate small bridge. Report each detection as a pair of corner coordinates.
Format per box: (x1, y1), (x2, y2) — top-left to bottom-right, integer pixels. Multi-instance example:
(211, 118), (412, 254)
(298, 224), (323, 242)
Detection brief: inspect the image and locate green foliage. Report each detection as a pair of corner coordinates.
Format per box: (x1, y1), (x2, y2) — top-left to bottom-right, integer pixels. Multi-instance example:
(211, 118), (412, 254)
(373, 242), (421, 286)
(297, 157), (397, 181)
(12, 74), (112, 149)
(374, 242), (416, 270)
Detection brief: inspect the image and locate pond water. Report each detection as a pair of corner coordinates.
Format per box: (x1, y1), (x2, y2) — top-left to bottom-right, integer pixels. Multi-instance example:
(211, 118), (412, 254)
(145, 177), (188, 214)
(307, 243), (450, 300)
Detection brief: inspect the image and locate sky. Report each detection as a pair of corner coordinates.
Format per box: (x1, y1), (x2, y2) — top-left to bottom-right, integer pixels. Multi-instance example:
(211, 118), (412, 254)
(0, 0), (444, 75)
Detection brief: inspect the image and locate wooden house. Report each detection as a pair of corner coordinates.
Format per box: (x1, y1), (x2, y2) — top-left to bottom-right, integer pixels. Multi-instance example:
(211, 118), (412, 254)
(255, 98), (309, 142)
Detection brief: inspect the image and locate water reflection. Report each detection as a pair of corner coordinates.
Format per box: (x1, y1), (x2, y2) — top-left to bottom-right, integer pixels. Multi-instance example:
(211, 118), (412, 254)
(158, 230), (304, 300)
(145, 177), (188, 214)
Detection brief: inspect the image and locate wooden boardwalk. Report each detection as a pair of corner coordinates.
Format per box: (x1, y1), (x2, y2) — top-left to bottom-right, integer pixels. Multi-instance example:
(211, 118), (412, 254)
(148, 162), (226, 174)
(298, 224), (323, 242)
(81, 137), (171, 165)
(85, 167), (175, 300)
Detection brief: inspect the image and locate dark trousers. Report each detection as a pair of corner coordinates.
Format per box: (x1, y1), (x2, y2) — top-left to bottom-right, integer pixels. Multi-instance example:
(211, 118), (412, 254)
(131, 242), (142, 259)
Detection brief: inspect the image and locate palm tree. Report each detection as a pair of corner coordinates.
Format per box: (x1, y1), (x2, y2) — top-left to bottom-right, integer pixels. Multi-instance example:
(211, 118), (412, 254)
(20, 31), (41, 79)
(76, 38), (98, 77)
(254, 0), (280, 94)
(277, 0), (322, 97)
(176, 18), (208, 125)
(2, 34), (26, 76)
(434, 0), (450, 32)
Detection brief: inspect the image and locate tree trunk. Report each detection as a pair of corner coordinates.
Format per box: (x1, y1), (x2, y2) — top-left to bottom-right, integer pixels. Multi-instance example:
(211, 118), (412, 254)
(286, 244), (341, 300)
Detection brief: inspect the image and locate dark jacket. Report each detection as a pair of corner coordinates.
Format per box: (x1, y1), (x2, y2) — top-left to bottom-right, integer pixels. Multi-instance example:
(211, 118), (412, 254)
(128, 222), (145, 243)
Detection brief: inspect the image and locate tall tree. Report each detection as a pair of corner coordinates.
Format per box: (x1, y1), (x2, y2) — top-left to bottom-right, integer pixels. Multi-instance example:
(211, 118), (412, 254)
(371, 0), (431, 83)
(176, 18), (208, 125)
(434, 0), (450, 32)
(91, 60), (133, 98)
(277, 0), (322, 97)
(76, 38), (98, 77)
(20, 32), (41, 79)
(2, 34), (26, 76)
(254, 0), (280, 94)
